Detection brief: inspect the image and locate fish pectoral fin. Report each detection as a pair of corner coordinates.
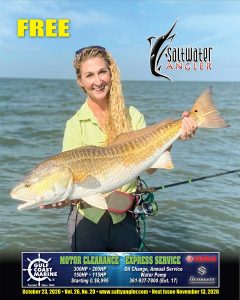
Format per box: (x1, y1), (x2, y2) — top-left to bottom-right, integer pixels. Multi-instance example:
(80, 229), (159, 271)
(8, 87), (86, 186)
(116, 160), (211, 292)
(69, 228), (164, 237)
(145, 168), (157, 175)
(145, 150), (174, 175)
(74, 174), (101, 190)
(81, 194), (108, 209)
(54, 178), (74, 202)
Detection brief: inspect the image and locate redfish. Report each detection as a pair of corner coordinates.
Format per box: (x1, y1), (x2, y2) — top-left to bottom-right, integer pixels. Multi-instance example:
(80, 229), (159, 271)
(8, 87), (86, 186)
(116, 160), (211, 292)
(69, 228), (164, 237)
(10, 89), (229, 210)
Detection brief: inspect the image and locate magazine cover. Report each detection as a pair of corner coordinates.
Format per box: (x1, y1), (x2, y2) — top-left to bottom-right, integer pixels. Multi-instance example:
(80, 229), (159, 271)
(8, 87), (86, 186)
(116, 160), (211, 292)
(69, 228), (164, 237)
(0, 1), (239, 299)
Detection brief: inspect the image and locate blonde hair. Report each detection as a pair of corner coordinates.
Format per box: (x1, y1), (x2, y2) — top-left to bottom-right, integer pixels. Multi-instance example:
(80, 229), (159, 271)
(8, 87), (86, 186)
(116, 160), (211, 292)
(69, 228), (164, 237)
(74, 47), (131, 144)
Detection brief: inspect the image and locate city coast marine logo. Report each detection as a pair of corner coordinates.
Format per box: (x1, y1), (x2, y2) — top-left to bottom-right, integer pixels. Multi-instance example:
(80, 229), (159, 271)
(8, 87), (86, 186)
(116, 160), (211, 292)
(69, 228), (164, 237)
(147, 20), (212, 81)
(22, 253), (57, 287)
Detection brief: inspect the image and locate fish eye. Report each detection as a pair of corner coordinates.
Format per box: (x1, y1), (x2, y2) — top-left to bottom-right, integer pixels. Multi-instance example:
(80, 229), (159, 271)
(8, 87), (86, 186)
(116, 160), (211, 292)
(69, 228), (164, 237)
(24, 182), (31, 188)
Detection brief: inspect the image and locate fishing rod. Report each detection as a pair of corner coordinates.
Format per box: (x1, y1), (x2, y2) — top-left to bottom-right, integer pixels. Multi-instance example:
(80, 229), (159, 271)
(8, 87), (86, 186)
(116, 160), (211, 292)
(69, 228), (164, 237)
(140, 169), (240, 194)
(133, 168), (240, 218)
(134, 168), (240, 251)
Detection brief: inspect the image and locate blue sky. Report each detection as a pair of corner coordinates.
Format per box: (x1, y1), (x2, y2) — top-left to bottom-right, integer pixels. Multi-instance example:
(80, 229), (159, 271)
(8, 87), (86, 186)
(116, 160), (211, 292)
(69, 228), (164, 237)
(0, 0), (240, 81)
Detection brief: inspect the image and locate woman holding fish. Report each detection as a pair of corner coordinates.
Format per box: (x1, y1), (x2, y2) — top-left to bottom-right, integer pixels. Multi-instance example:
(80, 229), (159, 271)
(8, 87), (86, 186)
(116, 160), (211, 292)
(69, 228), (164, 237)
(40, 46), (198, 251)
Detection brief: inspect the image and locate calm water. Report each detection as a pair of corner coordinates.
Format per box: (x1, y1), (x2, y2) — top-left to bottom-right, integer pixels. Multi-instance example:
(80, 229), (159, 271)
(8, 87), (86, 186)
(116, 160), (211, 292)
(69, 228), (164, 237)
(0, 78), (239, 259)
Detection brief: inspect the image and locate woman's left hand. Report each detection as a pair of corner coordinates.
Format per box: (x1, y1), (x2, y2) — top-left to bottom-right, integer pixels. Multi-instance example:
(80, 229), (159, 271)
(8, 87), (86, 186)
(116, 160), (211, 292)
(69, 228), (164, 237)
(180, 111), (198, 140)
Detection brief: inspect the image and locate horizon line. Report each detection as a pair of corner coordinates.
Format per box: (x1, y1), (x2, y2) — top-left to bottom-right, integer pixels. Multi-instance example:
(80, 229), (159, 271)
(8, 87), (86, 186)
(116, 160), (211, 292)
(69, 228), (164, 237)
(0, 77), (239, 83)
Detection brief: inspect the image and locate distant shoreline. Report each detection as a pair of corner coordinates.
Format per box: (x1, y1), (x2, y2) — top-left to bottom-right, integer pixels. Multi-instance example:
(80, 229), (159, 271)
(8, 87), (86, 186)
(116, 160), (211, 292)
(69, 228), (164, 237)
(0, 77), (240, 83)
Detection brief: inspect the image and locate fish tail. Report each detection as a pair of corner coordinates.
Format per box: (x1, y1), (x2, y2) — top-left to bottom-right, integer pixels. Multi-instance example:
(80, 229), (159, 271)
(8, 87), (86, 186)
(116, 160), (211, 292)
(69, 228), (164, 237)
(190, 89), (229, 128)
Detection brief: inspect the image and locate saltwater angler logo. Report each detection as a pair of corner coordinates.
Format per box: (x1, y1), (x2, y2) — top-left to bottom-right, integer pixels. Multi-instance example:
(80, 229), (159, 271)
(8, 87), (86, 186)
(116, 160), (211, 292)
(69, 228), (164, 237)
(22, 253), (58, 287)
(147, 20), (212, 81)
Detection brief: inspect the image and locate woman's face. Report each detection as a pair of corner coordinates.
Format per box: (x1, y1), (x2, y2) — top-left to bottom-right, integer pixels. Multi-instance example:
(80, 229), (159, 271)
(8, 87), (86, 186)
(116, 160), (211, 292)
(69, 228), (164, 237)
(78, 56), (111, 103)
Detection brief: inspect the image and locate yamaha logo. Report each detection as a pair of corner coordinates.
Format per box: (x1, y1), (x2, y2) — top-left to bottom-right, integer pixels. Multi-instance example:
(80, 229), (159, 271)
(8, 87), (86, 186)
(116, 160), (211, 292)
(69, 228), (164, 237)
(186, 255), (217, 263)
(186, 255), (194, 262)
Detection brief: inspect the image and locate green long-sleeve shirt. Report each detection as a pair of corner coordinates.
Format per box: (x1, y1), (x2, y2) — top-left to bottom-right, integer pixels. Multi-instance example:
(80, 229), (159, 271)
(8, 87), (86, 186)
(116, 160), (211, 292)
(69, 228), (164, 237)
(62, 101), (146, 224)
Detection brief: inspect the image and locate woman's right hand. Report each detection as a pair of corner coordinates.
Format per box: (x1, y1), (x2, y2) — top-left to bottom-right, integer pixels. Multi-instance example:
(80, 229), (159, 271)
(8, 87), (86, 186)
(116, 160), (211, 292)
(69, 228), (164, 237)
(39, 199), (80, 209)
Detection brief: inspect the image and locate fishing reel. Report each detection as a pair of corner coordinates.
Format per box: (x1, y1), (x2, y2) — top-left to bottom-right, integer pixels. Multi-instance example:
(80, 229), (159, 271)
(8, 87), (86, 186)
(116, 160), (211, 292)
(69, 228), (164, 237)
(133, 177), (158, 217)
(133, 193), (158, 216)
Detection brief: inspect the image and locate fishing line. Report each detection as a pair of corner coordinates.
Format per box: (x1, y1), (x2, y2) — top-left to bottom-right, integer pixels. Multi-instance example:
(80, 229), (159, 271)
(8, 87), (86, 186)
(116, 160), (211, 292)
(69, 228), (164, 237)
(140, 169), (240, 193)
(74, 205), (78, 251)
(136, 168), (240, 252)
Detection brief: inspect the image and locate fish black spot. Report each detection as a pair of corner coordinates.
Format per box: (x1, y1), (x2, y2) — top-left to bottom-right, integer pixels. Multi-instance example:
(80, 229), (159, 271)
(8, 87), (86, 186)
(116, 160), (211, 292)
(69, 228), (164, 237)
(195, 110), (198, 113)
(24, 182), (31, 188)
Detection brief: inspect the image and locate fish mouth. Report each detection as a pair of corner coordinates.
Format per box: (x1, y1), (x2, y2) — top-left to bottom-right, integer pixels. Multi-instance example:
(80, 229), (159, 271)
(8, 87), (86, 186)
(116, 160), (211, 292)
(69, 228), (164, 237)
(17, 201), (37, 211)
(10, 186), (34, 202)
(10, 192), (33, 202)
(10, 187), (17, 199)
(10, 189), (36, 210)
(10, 186), (23, 199)
(10, 194), (36, 210)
